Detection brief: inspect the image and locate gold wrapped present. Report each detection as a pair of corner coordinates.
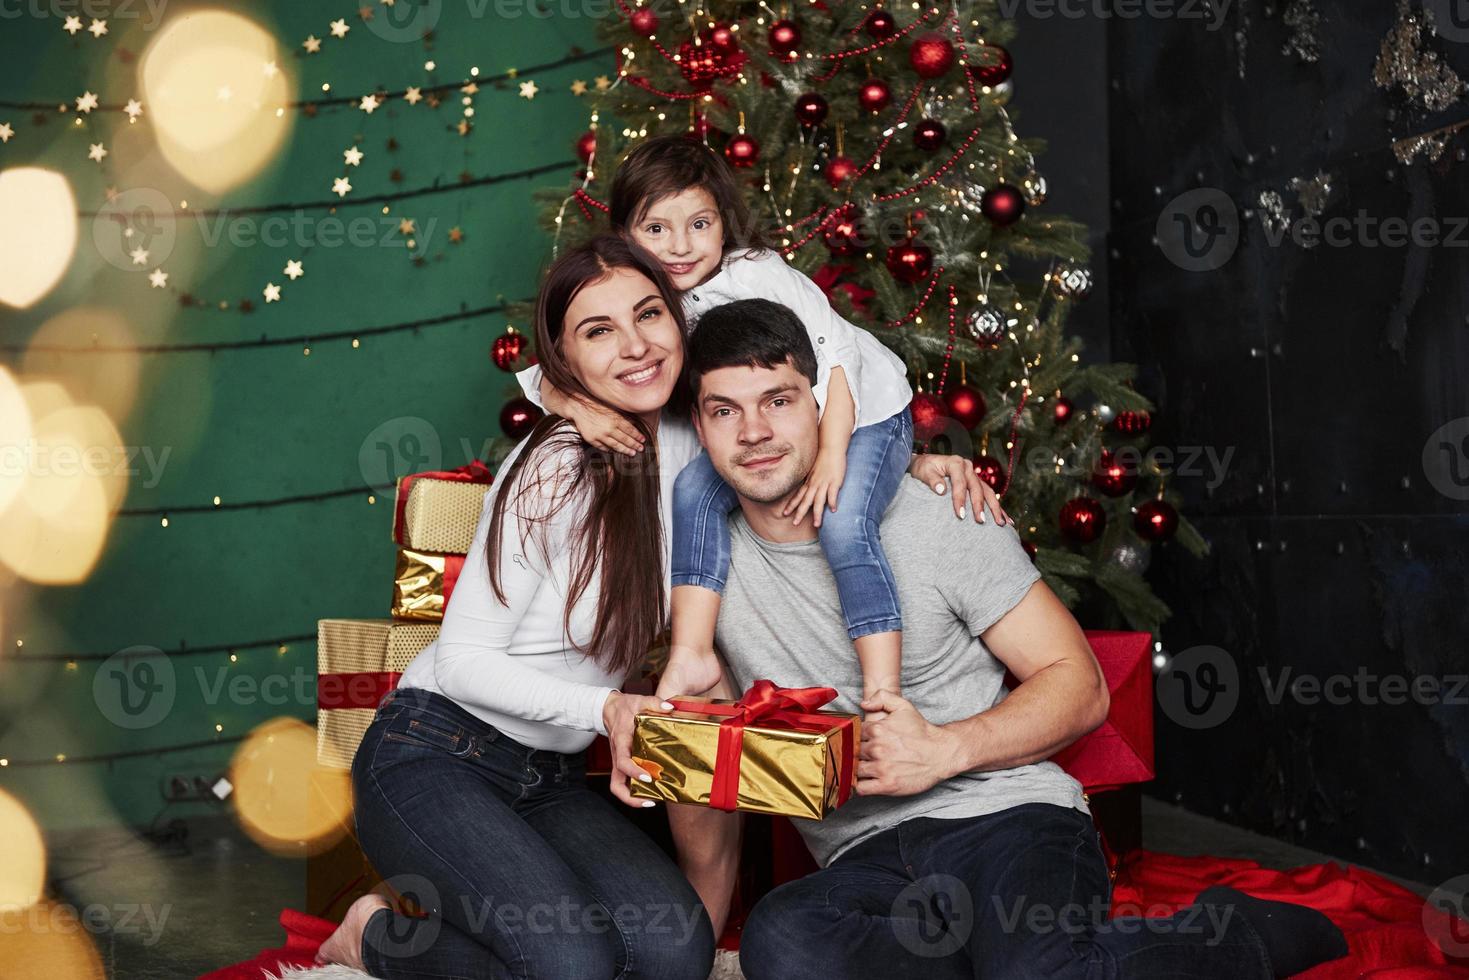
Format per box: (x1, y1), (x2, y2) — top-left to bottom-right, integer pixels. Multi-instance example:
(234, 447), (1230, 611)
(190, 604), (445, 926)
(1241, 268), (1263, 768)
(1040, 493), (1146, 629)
(629, 680), (859, 820)
(390, 548), (464, 622)
(392, 461), (493, 554)
(316, 619), (439, 769)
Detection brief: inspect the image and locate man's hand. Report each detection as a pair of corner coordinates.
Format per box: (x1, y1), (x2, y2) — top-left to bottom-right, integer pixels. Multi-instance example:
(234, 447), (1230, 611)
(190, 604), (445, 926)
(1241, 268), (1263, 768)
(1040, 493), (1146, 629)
(909, 454), (1014, 526)
(854, 689), (957, 797)
(603, 691), (675, 808)
(783, 449), (847, 527)
(655, 648), (725, 701)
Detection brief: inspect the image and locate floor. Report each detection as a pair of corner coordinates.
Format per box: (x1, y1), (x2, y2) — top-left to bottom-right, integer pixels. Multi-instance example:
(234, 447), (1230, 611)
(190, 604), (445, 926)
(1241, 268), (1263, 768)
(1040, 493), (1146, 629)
(37, 797), (1433, 979)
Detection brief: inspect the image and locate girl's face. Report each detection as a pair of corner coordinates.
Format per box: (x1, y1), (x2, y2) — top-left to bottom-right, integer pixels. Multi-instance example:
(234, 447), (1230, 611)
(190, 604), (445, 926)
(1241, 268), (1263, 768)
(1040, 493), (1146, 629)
(626, 186), (725, 292)
(559, 266), (685, 427)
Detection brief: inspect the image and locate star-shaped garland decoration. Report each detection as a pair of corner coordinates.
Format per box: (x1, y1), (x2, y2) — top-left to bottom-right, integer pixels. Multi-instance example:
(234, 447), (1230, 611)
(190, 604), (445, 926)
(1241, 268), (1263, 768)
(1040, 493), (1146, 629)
(404, 86), (422, 105)
(448, 226), (464, 244)
(75, 91), (99, 113)
(284, 260), (304, 280)
(594, 75), (612, 92)
(124, 99), (143, 121)
(129, 246), (149, 265)
(570, 79), (588, 96)
(263, 282), (282, 303)
(360, 94), (380, 113)
(63, 15), (82, 34)
(344, 145), (364, 166)
(518, 80), (538, 100)
(303, 34), (321, 53)
(329, 18), (349, 38)
(88, 18), (107, 38)
(88, 142), (107, 162)
(149, 269), (168, 288)
(0, 122), (13, 144)
(332, 176), (352, 197)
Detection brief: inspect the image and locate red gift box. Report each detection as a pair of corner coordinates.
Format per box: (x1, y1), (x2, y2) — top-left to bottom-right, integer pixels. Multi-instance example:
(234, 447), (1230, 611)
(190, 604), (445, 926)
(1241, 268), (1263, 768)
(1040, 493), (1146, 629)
(1053, 630), (1155, 792)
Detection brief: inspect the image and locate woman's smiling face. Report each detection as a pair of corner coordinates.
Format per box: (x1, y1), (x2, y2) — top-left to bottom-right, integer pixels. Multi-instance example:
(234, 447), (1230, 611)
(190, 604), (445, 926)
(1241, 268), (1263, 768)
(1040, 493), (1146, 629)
(558, 266), (685, 425)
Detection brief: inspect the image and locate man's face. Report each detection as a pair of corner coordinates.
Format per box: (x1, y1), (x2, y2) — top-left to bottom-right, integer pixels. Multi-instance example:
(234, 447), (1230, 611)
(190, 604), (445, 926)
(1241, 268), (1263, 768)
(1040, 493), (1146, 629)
(692, 357), (819, 505)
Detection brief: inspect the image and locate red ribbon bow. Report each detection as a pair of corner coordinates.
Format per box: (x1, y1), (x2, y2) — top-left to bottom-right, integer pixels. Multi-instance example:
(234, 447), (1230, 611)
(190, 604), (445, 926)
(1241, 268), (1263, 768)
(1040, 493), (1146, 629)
(392, 460), (494, 544)
(670, 679), (856, 814)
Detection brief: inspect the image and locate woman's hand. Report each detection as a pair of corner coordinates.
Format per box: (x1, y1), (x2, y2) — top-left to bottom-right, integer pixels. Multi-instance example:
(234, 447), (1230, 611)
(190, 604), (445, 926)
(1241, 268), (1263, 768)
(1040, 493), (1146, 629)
(604, 690), (675, 808)
(910, 454), (1014, 526)
(558, 393), (647, 457)
(783, 449), (847, 527)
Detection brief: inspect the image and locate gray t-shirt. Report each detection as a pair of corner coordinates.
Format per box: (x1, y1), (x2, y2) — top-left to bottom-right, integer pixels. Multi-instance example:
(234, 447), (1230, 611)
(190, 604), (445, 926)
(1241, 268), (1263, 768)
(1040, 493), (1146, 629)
(715, 478), (1089, 866)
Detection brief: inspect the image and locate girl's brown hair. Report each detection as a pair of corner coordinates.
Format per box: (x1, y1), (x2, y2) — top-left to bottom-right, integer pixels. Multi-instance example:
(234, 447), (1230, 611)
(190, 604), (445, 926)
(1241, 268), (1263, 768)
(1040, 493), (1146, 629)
(485, 236), (687, 679)
(610, 134), (771, 254)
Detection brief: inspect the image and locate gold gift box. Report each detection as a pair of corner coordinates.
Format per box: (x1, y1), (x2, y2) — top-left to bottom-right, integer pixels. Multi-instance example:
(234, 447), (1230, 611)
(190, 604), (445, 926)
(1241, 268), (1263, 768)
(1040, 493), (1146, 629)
(316, 618), (440, 769)
(390, 548), (462, 622)
(395, 474), (489, 554)
(628, 695), (859, 820)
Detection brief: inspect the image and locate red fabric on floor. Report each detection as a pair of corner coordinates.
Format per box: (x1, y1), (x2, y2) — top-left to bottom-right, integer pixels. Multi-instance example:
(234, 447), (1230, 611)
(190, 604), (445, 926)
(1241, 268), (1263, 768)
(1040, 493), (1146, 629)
(200, 853), (1469, 978)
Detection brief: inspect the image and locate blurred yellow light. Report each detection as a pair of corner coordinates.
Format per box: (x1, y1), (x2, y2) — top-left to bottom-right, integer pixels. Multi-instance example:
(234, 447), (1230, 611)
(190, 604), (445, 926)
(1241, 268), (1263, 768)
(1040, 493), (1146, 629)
(0, 788), (45, 910)
(0, 901), (105, 978)
(141, 12), (292, 192)
(23, 308), (140, 421)
(230, 718), (353, 857)
(0, 367), (31, 518)
(0, 168), (77, 310)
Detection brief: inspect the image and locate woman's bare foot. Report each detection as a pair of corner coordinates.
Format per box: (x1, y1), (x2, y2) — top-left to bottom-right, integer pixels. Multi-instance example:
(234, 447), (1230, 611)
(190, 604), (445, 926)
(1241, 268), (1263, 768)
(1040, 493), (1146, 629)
(315, 893), (391, 970)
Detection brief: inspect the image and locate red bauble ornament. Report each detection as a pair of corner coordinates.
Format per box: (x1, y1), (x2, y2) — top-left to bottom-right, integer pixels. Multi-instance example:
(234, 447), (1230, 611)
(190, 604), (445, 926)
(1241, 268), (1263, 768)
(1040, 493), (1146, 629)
(943, 383), (986, 429)
(981, 183), (1026, 227)
(1090, 449), (1138, 497)
(491, 331), (525, 371)
(884, 239), (933, 284)
(573, 130), (596, 164)
(707, 23), (737, 51)
(1052, 396), (1075, 424)
(724, 134), (759, 168)
(822, 206), (862, 256)
(913, 118), (946, 152)
(629, 6), (659, 36)
(500, 397), (542, 439)
(769, 19), (801, 55)
(678, 39), (745, 88)
(794, 92), (829, 127)
(967, 45), (1014, 86)
(909, 33), (955, 78)
(864, 9), (896, 39)
(1059, 496), (1106, 544)
(1114, 410), (1152, 435)
(973, 454), (1006, 489)
(1133, 499), (1179, 541)
(858, 78), (892, 113)
(1021, 540), (1038, 561)
(911, 392), (949, 443)
(824, 155), (858, 189)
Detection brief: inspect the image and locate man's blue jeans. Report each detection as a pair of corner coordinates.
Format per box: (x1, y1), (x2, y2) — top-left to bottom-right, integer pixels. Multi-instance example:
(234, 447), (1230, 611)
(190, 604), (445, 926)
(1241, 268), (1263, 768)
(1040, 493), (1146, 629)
(739, 802), (1273, 980)
(351, 688), (716, 979)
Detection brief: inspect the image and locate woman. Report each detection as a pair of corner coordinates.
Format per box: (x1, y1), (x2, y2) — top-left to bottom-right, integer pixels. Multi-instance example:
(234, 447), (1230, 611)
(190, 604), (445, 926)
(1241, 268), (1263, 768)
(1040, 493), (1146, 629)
(317, 235), (1006, 977)
(319, 236), (713, 979)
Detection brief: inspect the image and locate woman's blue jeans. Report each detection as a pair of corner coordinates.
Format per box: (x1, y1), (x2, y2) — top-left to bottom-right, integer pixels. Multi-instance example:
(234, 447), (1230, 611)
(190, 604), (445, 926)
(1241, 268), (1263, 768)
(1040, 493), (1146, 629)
(671, 406), (914, 640)
(350, 688), (716, 979)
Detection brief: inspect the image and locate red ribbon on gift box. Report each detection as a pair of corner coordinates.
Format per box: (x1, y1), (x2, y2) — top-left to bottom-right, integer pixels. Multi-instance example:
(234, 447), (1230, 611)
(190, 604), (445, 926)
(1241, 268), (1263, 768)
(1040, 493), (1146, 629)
(670, 679), (857, 813)
(318, 672), (401, 710)
(391, 460), (493, 545)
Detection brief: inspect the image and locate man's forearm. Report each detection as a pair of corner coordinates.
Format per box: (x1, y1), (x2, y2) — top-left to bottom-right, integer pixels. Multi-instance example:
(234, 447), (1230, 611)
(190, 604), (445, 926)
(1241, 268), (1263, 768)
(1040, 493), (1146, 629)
(667, 803), (742, 938)
(937, 658), (1109, 779)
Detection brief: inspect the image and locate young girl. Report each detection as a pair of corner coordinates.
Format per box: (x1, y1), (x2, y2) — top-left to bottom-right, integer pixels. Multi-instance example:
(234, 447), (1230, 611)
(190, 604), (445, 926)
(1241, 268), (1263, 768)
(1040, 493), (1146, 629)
(517, 134), (1011, 707)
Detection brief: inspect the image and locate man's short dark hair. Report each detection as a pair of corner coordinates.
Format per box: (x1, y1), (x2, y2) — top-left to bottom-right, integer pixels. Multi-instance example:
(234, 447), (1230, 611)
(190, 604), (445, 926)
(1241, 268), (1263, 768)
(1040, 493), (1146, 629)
(685, 298), (818, 404)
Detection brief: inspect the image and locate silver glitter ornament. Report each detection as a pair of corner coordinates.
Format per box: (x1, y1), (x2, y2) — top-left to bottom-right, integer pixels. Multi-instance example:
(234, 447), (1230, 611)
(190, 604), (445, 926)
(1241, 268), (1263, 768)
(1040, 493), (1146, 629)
(966, 305), (1006, 348)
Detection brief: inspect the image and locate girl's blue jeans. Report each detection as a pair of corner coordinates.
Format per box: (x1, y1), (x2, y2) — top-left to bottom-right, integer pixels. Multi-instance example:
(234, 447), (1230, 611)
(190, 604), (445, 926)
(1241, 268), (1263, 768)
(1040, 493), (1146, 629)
(671, 406), (913, 641)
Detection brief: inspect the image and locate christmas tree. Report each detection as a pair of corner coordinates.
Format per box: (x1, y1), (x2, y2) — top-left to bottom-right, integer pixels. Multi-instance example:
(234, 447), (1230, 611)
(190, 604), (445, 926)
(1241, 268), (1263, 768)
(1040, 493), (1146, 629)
(524, 1), (1207, 631)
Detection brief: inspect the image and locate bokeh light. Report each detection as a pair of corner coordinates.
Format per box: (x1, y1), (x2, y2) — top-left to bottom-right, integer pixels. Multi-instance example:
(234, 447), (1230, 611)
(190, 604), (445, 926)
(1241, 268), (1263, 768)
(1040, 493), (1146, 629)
(230, 717), (353, 857)
(141, 11), (292, 192)
(23, 308), (141, 422)
(0, 169), (78, 310)
(0, 902), (106, 979)
(0, 383), (122, 585)
(0, 366), (31, 518)
(0, 788), (46, 911)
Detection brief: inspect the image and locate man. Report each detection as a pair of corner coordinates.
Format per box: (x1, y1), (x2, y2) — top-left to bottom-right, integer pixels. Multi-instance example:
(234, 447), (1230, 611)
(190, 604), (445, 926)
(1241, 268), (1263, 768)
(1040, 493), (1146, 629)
(651, 298), (1347, 979)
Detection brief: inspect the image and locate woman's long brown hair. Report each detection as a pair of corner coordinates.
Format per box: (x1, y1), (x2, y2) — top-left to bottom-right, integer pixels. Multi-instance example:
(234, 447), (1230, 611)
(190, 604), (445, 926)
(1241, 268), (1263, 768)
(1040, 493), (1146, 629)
(485, 236), (687, 680)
